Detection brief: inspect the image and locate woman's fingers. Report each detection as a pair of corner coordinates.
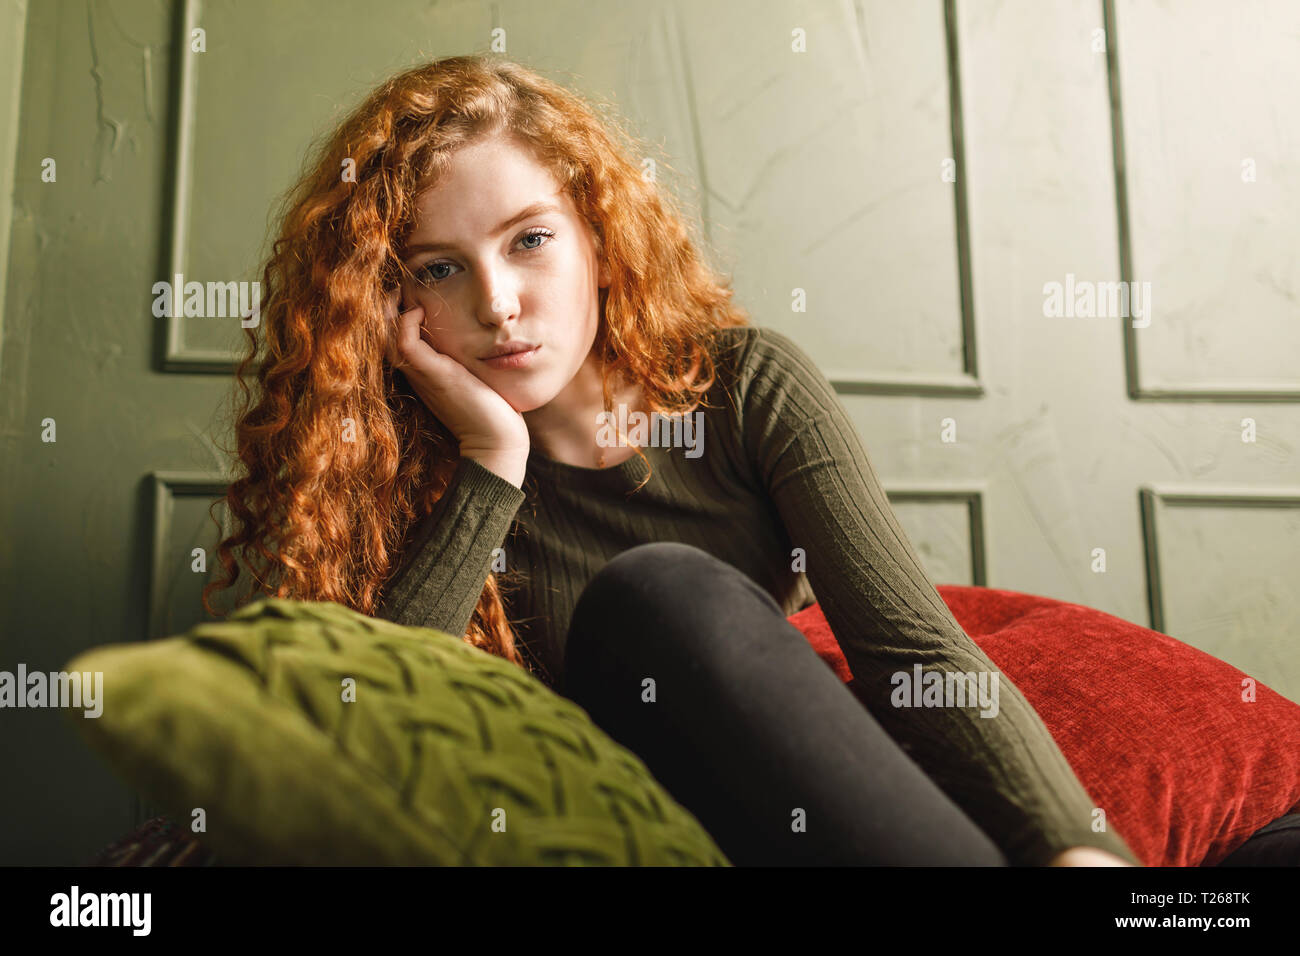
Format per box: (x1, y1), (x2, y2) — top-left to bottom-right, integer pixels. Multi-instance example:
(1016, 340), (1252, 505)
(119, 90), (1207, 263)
(382, 286), (431, 368)
(392, 302), (426, 370)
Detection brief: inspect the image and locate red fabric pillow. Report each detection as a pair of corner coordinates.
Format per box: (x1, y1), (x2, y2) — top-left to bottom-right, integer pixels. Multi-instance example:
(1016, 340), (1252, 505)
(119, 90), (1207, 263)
(786, 585), (1300, 867)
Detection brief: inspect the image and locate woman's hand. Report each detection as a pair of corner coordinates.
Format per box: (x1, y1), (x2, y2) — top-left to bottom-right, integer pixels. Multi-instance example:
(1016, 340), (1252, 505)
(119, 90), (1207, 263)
(1048, 846), (1137, 866)
(383, 287), (530, 486)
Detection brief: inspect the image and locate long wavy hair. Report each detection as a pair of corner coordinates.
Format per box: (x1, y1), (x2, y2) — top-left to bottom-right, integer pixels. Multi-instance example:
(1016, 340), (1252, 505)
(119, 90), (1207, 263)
(203, 54), (750, 676)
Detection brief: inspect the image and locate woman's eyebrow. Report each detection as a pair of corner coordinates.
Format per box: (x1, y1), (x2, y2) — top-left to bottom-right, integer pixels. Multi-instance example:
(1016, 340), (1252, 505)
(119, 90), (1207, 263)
(403, 200), (563, 259)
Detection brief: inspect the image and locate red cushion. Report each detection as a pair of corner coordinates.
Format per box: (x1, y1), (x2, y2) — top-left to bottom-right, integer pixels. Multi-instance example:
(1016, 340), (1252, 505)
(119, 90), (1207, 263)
(787, 585), (1300, 867)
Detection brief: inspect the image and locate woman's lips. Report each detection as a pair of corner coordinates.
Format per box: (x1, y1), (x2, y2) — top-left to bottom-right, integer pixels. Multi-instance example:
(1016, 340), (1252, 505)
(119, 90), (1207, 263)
(480, 344), (541, 370)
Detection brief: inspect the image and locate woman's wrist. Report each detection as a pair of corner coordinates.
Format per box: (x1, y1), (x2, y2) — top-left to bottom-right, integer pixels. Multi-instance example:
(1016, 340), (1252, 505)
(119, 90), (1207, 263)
(462, 447), (528, 489)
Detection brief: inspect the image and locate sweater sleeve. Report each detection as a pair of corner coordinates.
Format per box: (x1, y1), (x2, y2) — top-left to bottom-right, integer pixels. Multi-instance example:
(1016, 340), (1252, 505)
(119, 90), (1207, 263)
(733, 325), (1140, 867)
(374, 455), (526, 638)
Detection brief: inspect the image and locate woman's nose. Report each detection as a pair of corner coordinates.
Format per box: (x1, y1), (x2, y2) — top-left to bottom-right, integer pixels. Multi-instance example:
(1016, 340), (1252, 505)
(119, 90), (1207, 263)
(479, 285), (520, 327)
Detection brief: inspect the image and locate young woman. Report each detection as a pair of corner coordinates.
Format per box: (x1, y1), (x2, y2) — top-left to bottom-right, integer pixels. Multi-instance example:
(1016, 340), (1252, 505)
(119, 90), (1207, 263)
(207, 54), (1137, 867)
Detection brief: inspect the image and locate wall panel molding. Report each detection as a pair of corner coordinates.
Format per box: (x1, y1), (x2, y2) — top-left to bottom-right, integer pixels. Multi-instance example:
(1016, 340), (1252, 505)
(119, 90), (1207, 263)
(827, 0), (982, 398)
(1103, 0), (1300, 402)
(148, 469), (229, 641)
(886, 481), (989, 586)
(1138, 483), (1300, 633)
(159, 0), (245, 373)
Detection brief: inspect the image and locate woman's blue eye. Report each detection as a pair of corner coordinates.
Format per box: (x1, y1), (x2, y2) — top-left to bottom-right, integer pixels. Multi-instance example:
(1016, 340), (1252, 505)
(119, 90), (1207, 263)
(420, 262), (454, 283)
(519, 229), (552, 250)
(416, 228), (555, 285)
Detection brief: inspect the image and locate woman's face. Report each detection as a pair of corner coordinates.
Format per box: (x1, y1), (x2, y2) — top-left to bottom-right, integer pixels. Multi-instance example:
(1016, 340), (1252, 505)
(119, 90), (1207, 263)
(397, 132), (609, 413)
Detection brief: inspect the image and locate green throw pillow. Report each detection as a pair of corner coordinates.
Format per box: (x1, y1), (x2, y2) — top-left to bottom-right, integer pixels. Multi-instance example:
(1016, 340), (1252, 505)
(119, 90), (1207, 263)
(63, 598), (731, 866)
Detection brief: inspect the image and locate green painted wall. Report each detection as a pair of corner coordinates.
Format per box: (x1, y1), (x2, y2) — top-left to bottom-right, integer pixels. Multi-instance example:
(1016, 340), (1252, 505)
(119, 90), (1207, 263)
(0, 1), (207, 864)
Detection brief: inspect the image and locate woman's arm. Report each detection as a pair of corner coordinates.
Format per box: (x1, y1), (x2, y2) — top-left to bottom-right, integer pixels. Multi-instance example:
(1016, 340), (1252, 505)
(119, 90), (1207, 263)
(729, 325), (1141, 867)
(375, 455), (526, 635)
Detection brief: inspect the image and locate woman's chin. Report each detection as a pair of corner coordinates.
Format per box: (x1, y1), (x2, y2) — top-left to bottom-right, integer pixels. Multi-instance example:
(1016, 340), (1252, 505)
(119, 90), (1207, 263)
(497, 384), (556, 415)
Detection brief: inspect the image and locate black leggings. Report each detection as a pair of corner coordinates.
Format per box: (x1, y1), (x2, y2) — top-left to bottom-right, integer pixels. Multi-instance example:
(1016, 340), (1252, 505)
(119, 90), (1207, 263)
(559, 541), (1008, 866)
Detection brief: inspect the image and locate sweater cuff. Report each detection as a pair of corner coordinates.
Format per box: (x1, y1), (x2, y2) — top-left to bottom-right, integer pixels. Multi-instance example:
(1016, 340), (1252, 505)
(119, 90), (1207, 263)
(1017, 818), (1143, 867)
(378, 456), (526, 630)
(455, 454), (529, 511)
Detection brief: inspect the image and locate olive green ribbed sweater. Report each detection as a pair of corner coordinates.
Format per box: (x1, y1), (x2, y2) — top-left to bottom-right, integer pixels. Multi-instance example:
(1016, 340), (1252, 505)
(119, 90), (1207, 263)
(376, 324), (1140, 867)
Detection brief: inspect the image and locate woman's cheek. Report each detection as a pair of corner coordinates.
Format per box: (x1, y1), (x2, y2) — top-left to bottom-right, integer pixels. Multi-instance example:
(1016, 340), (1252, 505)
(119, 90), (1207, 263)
(401, 275), (436, 311)
(406, 286), (446, 329)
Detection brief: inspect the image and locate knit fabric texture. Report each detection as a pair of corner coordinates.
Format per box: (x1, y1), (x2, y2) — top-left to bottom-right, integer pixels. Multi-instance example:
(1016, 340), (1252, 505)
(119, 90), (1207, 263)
(65, 598), (731, 866)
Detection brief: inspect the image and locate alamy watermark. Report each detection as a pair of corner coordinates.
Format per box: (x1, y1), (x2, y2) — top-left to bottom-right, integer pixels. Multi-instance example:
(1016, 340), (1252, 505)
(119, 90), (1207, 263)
(151, 272), (260, 327)
(50, 886), (150, 935)
(595, 404), (704, 458)
(0, 665), (102, 718)
(891, 664), (1000, 718)
(1042, 273), (1151, 328)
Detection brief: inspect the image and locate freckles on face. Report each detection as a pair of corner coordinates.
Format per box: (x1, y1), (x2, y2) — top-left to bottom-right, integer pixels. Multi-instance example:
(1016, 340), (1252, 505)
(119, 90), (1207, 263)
(397, 134), (606, 407)
(400, 224), (598, 374)
(398, 279), (461, 355)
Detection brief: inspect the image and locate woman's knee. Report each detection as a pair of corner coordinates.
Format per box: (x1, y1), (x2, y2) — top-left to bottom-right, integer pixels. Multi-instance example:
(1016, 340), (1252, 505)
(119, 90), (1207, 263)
(570, 542), (761, 643)
(592, 541), (717, 591)
(563, 540), (786, 679)
(565, 543), (710, 665)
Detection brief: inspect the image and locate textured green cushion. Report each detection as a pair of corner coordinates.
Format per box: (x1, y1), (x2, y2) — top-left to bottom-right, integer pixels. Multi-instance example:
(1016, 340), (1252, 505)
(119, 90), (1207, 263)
(64, 598), (730, 866)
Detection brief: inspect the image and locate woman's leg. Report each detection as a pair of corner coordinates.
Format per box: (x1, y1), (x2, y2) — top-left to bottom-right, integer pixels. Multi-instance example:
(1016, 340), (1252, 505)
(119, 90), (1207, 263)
(559, 541), (1008, 866)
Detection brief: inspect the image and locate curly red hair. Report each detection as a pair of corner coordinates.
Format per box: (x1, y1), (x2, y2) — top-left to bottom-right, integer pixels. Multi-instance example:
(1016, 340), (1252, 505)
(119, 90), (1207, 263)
(204, 54), (750, 675)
